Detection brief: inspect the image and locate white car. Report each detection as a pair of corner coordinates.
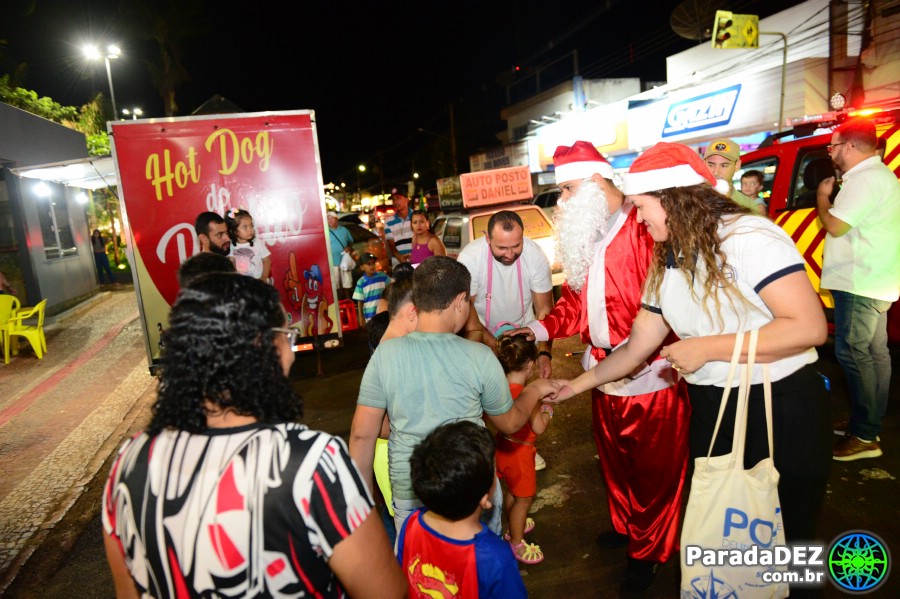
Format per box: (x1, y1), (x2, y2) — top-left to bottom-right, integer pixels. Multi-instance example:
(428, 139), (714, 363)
(531, 187), (561, 220)
(432, 203), (564, 287)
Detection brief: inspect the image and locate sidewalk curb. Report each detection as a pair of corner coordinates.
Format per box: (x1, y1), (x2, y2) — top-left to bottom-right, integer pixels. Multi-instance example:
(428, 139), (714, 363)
(43, 291), (113, 331)
(0, 365), (156, 596)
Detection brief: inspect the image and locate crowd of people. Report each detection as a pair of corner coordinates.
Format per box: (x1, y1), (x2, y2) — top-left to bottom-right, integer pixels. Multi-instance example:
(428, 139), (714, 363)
(100, 119), (898, 598)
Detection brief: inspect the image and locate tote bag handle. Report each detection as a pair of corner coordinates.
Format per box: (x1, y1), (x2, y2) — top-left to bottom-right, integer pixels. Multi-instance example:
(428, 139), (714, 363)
(702, 330), (773, 469)
(704, 330), (747, 462)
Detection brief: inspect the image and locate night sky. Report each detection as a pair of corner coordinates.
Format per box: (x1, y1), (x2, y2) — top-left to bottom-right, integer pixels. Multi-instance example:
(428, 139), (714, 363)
(1, 0), (787, 189)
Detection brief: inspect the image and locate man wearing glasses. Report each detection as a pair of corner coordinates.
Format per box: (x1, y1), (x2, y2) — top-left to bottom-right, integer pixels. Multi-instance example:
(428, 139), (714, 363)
(817, 118), (900, 461)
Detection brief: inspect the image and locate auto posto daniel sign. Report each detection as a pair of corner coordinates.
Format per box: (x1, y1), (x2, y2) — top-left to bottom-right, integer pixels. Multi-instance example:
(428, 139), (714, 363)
(460, 165), (533, 208)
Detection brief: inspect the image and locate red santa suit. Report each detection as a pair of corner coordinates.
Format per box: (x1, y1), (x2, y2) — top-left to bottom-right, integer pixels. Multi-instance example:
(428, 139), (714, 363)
(528, 204), (690, 563)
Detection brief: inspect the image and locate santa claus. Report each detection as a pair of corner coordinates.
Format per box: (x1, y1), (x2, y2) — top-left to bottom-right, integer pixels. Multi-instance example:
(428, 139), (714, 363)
(522, 141), (690, 594)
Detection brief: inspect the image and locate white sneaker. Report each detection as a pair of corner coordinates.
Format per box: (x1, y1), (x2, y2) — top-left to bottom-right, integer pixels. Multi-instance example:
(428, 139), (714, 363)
(535, 452), (546, 471)
(834, 420), (880, 441)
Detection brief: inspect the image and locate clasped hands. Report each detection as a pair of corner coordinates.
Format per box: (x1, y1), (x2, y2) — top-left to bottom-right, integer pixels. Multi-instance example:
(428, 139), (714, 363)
(527, 376), (575, 404)
(504, 327), (575, 402)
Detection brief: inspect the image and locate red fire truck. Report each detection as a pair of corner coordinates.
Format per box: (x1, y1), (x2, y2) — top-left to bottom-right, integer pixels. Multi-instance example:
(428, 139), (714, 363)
(739, 100), (900, 341)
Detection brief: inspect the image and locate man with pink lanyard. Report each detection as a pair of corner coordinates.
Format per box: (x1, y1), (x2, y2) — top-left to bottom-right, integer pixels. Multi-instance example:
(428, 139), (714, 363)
(458, 211), (555, 468)
(458, 210), (555, 391)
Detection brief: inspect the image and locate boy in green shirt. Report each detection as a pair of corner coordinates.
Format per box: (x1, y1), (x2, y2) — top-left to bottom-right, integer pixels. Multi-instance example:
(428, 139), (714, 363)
(349, 256), (558, 532)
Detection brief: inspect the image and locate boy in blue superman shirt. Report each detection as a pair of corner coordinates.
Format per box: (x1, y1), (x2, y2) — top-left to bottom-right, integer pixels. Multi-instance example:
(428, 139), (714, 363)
(398, 421), (526, 598)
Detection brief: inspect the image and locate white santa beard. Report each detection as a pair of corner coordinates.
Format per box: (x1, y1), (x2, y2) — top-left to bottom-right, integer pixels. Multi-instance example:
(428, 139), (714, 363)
(553, 179), (610, 291)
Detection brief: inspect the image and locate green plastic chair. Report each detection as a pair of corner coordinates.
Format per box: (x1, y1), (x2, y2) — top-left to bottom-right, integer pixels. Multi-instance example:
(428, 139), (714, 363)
(4, 299), (47, 364)
(0, 294), (21, 358)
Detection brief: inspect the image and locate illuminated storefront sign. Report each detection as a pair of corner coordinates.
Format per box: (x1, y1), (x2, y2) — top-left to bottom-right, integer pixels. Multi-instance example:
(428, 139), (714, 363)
(530, 104), (628, 173)
(662, 84), (741, 137)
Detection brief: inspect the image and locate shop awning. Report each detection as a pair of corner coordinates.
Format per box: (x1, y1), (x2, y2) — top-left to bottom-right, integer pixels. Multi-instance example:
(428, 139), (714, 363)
(9, 155), (117, 190)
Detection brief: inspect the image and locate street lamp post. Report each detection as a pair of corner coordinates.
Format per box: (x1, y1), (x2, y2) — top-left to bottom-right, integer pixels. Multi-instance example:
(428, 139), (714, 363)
(760, 32), (788, 133)
(122, 107), (143, 120)
(357, 164), (366, 204)
(83, 44), (121, 120)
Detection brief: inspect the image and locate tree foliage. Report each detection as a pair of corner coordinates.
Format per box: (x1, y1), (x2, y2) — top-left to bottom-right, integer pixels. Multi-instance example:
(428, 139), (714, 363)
(63, 94), (111, 156)
(0, 75), (110, 156)
(119, 0), (207, 117)
(0, 74), (77, 122)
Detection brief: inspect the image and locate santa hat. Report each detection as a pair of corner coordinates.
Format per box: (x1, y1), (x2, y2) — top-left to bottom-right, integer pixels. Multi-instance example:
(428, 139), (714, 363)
(553, 141), (614, 184)
(622, 142), (730, 196)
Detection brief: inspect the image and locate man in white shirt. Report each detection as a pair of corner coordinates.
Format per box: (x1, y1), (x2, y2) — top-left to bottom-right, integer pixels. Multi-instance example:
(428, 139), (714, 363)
(817, 118), (900, 461)
(458, 210), (554, 471)
(458, 210), (554, 367)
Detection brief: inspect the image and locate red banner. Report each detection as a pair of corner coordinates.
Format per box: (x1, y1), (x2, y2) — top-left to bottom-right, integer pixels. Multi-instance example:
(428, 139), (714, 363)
(110, 112), (337, 366)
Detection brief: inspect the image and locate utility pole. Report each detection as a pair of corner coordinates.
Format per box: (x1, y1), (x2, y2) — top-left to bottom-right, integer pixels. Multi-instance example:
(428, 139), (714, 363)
(379, 152), (385, 196)
(449, 102), (459, 176)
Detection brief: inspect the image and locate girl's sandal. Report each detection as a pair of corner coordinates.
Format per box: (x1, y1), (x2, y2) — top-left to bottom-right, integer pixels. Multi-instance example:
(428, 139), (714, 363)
(503, 518), (536, 541)
(510, 541), (544, 565)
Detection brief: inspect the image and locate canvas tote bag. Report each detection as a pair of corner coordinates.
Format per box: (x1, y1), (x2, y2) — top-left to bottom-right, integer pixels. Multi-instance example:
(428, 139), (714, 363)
(680, 329), (789, 598)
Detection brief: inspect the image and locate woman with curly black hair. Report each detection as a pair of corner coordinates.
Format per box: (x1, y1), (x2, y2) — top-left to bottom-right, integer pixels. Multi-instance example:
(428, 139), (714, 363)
(101, 274), (404, 599)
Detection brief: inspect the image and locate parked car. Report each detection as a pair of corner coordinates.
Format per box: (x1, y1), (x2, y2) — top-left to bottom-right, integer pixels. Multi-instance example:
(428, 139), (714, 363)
(431, 203), (564, 287)
(338, 212), (362, 226)
(356, 205), (396, 228)
(532, 187), (561, 220)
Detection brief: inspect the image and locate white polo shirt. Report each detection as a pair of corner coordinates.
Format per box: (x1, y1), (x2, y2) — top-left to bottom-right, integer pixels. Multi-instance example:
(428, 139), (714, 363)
(822, 155), (900, 302)
(642, 215), (818, 387)
(458, 236), (552, 331)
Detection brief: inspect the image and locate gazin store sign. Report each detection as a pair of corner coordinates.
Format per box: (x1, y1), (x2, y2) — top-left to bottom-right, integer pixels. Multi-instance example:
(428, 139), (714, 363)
(662, 84), (741, 137)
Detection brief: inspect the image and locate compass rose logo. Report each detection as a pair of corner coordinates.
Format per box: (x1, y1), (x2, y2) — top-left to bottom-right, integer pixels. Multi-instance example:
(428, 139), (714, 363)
(828, 531), (890, 593)
(689, 569), (738, 599)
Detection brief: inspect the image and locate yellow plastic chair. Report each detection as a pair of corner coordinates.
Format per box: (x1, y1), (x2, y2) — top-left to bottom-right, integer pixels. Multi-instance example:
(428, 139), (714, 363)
(4, 299), (47, 364)
(0, 294), (21, 357)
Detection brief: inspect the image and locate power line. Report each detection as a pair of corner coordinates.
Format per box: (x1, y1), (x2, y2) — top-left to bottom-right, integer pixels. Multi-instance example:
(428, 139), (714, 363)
(337, 1), (811, 183)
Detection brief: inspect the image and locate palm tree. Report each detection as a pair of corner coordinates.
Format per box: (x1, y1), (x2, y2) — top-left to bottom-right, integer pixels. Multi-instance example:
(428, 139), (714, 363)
(119, 0), (207, 117)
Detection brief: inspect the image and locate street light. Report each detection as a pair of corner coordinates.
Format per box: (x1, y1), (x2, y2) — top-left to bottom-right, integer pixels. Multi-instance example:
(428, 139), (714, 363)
(121, 107), (143, 120)
(83, 43), (121, 120)
(760, 31), (787, 132)
(357, 164), (366, 203)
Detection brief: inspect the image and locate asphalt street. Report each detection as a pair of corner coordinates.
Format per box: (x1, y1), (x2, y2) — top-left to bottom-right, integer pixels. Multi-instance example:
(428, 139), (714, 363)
(1, 285), (898, 598)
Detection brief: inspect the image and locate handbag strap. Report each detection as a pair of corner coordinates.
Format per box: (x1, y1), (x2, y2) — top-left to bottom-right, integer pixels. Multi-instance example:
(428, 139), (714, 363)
(763, 363), (773, 458)
(705, 330), (745, 461)
(703, 329), (775, 467)
(732, 329), (758, 459)
(329, 229), (348, 250)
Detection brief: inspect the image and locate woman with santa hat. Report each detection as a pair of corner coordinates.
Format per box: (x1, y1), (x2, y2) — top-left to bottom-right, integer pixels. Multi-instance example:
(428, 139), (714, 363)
(552, 142), (832, 557)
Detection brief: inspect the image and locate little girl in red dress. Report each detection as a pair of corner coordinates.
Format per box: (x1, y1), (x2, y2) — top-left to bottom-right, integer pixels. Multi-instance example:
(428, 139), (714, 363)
(495, 335), (554, 565)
